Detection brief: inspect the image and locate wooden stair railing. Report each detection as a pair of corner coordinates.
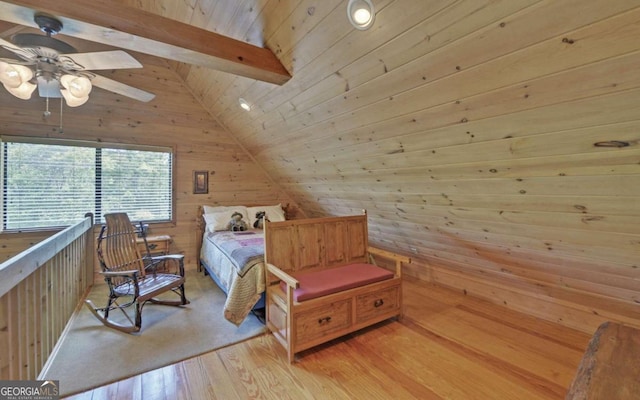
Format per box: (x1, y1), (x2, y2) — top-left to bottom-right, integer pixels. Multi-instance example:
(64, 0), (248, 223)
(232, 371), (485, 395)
(0, 213), (94, 381)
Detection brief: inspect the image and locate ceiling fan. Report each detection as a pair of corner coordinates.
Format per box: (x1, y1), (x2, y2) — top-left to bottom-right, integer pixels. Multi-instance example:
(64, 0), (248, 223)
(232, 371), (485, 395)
(0, 13), (155, 107)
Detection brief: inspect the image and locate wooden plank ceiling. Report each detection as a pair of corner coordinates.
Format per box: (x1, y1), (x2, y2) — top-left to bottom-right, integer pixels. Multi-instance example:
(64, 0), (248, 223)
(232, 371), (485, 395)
(2, 0), (640, 333)
(0, 0), (290, 84)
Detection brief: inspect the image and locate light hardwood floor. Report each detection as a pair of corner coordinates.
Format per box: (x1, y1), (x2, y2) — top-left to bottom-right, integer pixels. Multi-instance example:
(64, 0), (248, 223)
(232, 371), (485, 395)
(63, 277), (592, 399)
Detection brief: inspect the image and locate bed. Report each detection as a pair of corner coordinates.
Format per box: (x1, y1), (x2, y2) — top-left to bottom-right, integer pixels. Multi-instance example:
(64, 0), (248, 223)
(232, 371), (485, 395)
(196, 203), (288, 325)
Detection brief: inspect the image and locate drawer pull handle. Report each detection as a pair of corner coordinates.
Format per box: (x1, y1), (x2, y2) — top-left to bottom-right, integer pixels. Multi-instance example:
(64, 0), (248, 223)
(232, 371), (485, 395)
(374, 299), (384, 308)
(148, 244), (158, 250)
(317, 316), (332, 325)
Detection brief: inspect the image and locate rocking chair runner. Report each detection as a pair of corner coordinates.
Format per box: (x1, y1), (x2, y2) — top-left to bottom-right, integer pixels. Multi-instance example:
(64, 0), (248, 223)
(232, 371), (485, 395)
(85, 212), (189, 333)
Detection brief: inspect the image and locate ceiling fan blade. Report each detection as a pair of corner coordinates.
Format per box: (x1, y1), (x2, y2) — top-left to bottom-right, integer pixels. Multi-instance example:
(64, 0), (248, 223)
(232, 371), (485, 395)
(0, 36), (14, 48)
(0, 56), (30, 64)
(0, 36), (36, 62)
(91, 74), (155, 102)
(63, 50), (143, 71)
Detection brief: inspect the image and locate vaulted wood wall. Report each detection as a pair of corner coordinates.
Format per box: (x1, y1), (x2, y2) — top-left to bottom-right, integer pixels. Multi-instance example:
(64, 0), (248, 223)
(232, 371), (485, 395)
(156, 0), (640, 334)
(1, 0), (639, 335)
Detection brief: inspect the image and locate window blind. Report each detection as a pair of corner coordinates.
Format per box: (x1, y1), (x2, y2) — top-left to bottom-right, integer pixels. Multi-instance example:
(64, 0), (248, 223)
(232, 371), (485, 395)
(2, 140), (172, 230)
(98, 148), (172, 223)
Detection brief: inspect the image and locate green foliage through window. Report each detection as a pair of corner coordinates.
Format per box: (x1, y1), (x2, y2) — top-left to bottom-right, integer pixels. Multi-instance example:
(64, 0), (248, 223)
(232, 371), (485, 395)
(2, 140), (173, 230)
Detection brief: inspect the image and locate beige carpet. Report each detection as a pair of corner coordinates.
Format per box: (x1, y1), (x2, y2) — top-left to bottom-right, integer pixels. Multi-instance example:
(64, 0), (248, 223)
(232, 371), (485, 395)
(41, 269), (266, 397)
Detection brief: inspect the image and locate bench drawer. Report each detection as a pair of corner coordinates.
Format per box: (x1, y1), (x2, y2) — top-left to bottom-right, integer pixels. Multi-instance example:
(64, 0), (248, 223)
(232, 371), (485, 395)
(295, 299), (352, 345)
(356, 286), (400, 324)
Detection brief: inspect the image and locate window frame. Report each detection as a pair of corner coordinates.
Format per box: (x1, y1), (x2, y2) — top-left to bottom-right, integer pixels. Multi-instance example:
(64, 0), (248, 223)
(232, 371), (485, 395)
(1, 136), (176, 232)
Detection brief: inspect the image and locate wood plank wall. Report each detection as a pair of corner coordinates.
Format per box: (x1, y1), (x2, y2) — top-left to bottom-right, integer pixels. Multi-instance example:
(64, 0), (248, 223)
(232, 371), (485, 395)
(136, 0), (640, 335)
(0, 45), (297, 268)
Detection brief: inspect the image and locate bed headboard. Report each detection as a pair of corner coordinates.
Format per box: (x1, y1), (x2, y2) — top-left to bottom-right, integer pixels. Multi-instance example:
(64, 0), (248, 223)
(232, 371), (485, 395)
(195, 203), (298, 268)
(264, 211), (368, 278)
(196, 203), (297, 235)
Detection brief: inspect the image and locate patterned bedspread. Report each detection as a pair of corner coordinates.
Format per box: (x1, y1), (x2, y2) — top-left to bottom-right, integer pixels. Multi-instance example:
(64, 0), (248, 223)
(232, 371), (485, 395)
(201, 230), (266, 326)
(212, 230), (265, 276)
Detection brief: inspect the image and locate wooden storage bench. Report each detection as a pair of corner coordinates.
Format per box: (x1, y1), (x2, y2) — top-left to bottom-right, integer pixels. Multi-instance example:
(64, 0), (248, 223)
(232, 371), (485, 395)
(264, 212), (411, 362)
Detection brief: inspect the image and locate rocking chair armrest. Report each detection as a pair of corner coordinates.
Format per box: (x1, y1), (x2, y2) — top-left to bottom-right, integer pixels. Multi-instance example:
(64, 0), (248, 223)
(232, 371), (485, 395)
(149, 254), (184, 262)
(100, 270), (139, 279)
(147, 254), (186, 276)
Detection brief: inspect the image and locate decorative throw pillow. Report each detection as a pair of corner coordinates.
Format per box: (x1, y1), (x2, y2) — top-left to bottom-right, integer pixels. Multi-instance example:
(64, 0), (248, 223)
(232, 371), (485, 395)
(247, 204), (285, 227)
(204, 207), (249, 232)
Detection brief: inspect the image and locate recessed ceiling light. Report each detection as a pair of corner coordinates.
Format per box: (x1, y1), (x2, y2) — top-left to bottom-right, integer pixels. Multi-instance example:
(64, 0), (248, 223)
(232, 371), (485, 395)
(347, 0), (375, 30)
(239, 98), (251, 111)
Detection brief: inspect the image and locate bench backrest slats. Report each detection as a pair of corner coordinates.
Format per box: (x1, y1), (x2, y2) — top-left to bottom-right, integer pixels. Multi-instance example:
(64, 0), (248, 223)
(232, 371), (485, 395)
(264, 213), (368, 280)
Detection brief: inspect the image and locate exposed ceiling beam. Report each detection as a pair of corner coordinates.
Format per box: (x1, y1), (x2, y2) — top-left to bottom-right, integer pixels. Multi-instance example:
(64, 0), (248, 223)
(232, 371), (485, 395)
(0, 0), (291, 85)
(0, 19), (19, 34)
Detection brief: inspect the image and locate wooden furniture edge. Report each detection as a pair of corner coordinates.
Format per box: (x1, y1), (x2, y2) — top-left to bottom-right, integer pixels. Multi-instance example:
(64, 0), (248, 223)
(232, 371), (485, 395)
(266, 263), (299, 288)
(565, 321), (640, 399)
(368, 246), (411, 277)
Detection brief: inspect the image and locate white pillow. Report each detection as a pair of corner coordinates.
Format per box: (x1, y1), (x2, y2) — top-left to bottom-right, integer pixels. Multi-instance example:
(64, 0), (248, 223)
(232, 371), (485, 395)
(204, 207), (249, 232)
(247, 204), (286, 228)
(203, 205), (236, 215)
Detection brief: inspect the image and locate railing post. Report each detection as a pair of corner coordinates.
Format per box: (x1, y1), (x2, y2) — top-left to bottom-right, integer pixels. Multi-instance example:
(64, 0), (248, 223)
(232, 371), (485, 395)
(84, 213), (95, 287)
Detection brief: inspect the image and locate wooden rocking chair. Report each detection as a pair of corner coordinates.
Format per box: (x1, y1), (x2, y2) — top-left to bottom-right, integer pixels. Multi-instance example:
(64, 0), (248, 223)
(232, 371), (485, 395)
(85, 212), (189, 333)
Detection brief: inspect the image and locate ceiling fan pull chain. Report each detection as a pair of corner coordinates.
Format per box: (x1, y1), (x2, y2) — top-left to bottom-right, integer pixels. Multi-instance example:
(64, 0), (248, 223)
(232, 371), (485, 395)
(43, 97), (51, 118)
(59, 98), (64, 134)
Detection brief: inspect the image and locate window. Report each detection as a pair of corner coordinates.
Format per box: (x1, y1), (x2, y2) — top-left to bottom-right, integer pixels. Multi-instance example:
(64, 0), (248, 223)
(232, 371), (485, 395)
(2, 138), (173, 231)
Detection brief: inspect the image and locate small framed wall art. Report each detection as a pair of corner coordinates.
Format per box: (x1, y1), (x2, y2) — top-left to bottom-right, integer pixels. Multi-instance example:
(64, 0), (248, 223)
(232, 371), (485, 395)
(193, 170), (209, 194)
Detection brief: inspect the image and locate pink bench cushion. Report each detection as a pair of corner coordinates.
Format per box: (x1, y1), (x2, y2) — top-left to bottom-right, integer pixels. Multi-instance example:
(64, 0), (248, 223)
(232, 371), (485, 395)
(281, 263), (394, 302)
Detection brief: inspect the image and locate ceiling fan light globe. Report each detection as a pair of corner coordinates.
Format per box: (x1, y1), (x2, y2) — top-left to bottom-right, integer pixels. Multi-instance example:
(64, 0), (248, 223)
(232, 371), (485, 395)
(0, 64), (19, 88)
(60, 88), (89, 107)
(60, 75), (92, 98)
(0, 62), (34, 89)
(4, 81), (36, 100)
